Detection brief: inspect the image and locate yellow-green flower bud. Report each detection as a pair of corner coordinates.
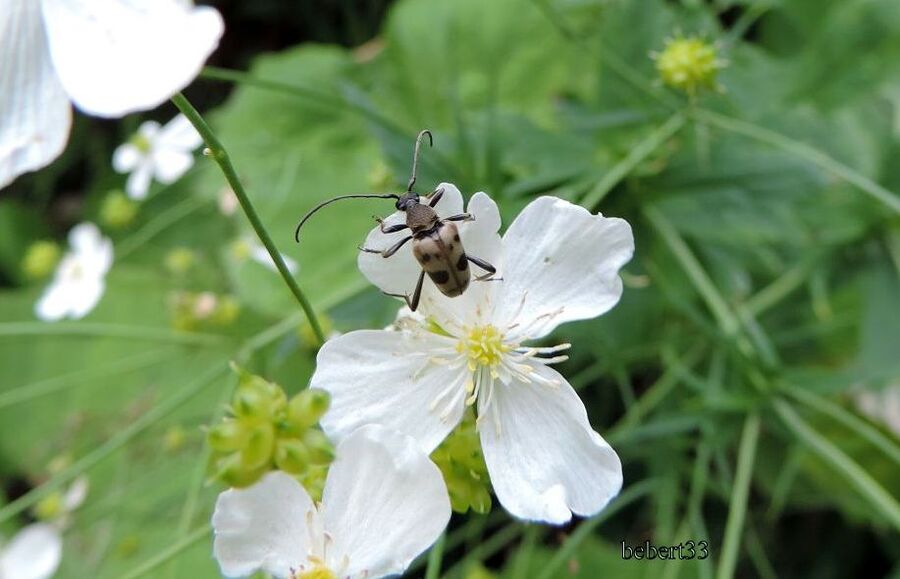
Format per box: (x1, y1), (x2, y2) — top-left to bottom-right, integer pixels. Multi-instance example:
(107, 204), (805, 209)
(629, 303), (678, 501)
(163, 425), (187, 452)
(654, 35), (724, 95)
(22, 240), (60, 280)
(464, 563), (497, 579)
(211, 295), (240, 326)
(298, 315), (334, 349)
(302, 429), (336, 465)
(164, 247), (196, 275)
(100, 190), (138, 229)
(233, 380), (285, 421)
(287, 389), (331, 432)
(214, 452), (268, 488)
(299, 465), (328, 502)
(207, 419), (248, 452)
(274, 439), (312, 474)
(431, 411), (492, 514)
(240, 422), (276, 470)
(34, 491), (64, 521)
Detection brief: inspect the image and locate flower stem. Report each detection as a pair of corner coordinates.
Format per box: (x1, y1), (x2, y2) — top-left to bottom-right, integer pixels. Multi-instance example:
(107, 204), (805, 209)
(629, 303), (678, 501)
(170, 92), (326, 345)
(716, 413), (760, 579)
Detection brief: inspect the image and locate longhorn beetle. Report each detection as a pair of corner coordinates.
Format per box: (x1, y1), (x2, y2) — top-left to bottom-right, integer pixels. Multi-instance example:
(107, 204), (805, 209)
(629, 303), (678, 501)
(294, 130), (498, 311)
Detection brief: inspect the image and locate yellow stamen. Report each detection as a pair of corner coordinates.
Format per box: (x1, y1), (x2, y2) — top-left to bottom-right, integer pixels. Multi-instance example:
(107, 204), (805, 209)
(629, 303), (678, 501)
(456, 325), (511, 370)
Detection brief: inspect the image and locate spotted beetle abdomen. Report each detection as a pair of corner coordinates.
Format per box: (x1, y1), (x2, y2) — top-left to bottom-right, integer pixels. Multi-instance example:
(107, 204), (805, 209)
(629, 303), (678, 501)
(413, 221), (470, 298)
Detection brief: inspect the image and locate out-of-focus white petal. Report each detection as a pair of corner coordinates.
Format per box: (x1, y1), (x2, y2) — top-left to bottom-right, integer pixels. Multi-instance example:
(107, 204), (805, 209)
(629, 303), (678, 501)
(157, 113), (202, 150)
(152, 150), (194, 184)
(357, 183), (464, 298)
(0, 0), (71, 190)
(62, 477), (89, 512)
(125, 162), (153, 200)
(493, 197), (634, 340)
(67, 222), (102, 255)
(249, 244), (298, 274)
(479, 362), (622, 524)
(41, 0), (224, 117)
(418, 191), (503, 330)
(212, 472), (312, 579)
(311, 330), (466, 453)
(0, 523), (62, 579)
(323, 425), (450, 577)
(111, 143), (140, 173)
(67, 277), (105, 320)
(34, 278), (70, 322)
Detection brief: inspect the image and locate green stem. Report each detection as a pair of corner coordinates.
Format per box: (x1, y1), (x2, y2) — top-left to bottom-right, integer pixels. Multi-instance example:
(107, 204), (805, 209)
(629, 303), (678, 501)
(583, 112), (687, 209)
(120, 527), (210, 579)
(0, 322), (222, 345)
(716, 413), (760, 579)
(692, 108), (900, 216)
(773, 399), (900, 531)
(424, 532), (446, 579)
(170, 92), (325, 345)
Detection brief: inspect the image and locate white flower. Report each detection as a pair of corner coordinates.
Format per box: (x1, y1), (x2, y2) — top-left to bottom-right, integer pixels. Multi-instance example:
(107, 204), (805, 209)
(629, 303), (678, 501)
(211, 425), (450, 579)
(112, 114), (203, 200)
(231, 237), (299, 275)
(35, 223), (113, 322)
(311, 184), (634, 524)
(0, 0), (223, 190)
(218, 186), (239, 216)
(0, 524), (62, 579)
(855, 383), (900, 437)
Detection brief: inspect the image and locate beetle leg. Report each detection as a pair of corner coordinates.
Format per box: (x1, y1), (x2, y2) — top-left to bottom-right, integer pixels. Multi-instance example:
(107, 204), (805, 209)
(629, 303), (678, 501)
(358, 235), (413, 258)
(468, 255), (501, 281)
(428, 187), (444, 207)
(383, 269), (426, 311)
(373, 216), (410, 234)
(444, 213), (474, 222)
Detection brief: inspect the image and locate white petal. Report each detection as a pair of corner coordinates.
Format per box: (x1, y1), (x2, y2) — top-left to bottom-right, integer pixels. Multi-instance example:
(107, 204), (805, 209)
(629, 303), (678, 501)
(62, 477), (89, 512)
(0, 0), (71, 189)
(111, 143), (141, 173)
(41, 0), (224, 117)
(0, 524), (62, 579)
(311, 329), (466, 453)
(67, 222), (102, 254)
(249, 244), (298, 274)
(68, 222), (113, 276)
(157, 113), (203, 150)
(125, 162), (153, 200)
(34, 278), (71, 322)
(357, 182), (464, 299)
(322, 425), (450, 577)
(418, 191), (503, 330)
(479, 362), (622, 524)
(493, 197), (634, 340)
(212, 472), (313, 579)
(67, 277), (105, 320)
(151, 150), (194, 184)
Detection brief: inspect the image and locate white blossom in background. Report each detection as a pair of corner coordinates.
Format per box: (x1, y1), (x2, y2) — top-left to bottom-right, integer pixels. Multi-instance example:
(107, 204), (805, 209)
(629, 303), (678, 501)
(231, 237), (299, 275)
(35, 223), (113, 322)
(212, 425), (450, 578)
(218, 186), (239, 216)
(0, 524), (62, 579)
(112, 114), (203, 200)
(855, 383), (900, 437)
(311, 185), (634, 524)
(0, 0), (223, 189)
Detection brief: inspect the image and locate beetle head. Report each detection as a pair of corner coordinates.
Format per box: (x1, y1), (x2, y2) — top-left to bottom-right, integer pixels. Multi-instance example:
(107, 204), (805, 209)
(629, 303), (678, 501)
(395, 191), (420, 211)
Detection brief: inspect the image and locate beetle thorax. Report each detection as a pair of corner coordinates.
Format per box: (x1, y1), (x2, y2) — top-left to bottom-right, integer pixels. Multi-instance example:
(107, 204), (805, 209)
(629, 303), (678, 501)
(405, 203), (439, 233)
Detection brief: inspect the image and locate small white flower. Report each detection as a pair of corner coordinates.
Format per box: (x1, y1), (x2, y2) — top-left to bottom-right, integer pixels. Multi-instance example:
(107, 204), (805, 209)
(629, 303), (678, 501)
(0, 524), (62, 579)
(0, 0), (223, 189)
(232, 237), (299, 275)
(211, 425), (450, 579)
(112, 114), (203, 200)
(311, 184), (634, 524)
(855, 383), (900, 437)
(35, 223), (113, 322)
(218, 186), (239, 216)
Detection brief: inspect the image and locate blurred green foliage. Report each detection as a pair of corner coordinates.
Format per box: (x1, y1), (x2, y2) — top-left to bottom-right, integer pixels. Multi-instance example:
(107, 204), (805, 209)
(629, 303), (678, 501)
(2, 0), (900, 577)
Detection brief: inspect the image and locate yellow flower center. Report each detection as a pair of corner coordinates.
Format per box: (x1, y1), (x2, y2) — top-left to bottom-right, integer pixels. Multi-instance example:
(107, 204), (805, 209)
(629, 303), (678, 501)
(131, 133), (152, 154)
(298, 564), (336, 579)
(456, 325), (511, 371)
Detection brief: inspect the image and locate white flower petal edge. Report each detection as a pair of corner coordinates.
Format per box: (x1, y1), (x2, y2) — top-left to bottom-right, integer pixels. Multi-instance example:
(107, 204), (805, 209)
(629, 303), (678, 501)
(211, 425), (450, 579)
(41, 0), (224, 117)
(323, 425), (451, 577)
(492, 196), (635, 340)
(0, 0), (71, 190)
(0, 523), (62, 579)
(479, 362), (622, 524)
(313, 330), (466, 453)
(212, 471), (312, 578)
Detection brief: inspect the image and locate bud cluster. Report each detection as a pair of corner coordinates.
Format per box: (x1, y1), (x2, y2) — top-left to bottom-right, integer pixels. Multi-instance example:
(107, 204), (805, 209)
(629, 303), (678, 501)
(100, 190), (138, 229)
(431, 411), (492, 514)
(653, 35), (724, 95)
(169, 290), (240, 331)
(207, 366), (334, 497)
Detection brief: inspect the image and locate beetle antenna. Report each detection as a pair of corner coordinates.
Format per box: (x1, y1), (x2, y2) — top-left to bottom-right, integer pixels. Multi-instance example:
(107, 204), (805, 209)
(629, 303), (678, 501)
(294, 194), (399, 243)
(406, 129), (433, 193)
